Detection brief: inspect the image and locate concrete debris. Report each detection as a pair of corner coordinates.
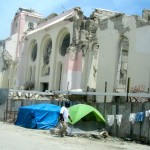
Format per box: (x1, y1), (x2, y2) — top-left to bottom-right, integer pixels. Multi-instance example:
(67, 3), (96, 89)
(64, 126), (109, 140)
(35, 94), (39, 99)
(75, 130), (109, 139)
(99, 130), (109, 138)
(91, 132), (102, 139)
(8, 91), (68, 101)
(17, 92), (22, 97)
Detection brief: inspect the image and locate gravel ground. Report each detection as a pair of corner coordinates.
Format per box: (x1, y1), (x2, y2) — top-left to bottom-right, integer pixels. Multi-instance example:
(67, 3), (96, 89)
(0, 122), (149, 150)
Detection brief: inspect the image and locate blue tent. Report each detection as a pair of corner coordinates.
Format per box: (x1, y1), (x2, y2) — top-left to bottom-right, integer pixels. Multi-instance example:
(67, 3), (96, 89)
(15, 104), (61, 129)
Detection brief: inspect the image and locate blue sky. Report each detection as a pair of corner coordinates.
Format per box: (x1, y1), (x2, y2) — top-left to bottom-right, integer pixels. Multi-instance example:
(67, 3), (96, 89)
(1, 0), (150, 40)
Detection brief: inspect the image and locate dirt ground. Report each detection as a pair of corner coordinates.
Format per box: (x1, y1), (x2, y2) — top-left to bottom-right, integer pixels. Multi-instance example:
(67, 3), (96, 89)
(0, 122), (149, 150)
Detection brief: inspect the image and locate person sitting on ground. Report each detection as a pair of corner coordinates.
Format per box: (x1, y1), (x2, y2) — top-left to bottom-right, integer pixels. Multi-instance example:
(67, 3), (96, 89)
(59, 101), (72, 137)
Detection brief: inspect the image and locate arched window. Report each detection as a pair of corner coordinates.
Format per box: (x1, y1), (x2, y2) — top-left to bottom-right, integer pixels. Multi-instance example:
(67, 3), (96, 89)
(31, 43), (37, 61)
(116, 37), (129, 92)
(60, 33), (70, 56)
(43, 40), (52, 64)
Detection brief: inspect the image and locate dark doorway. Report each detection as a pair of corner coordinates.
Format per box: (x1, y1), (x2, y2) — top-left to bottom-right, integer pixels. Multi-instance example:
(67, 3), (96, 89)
(41, 82), (49, 92)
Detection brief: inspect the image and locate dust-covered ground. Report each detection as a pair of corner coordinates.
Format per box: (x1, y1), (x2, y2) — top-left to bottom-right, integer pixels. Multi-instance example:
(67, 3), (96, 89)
(0, 122), (149, 150)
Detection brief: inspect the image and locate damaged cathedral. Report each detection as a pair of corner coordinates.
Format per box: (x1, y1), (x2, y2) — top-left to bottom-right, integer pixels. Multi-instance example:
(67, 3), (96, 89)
(0, 7), (150, 102)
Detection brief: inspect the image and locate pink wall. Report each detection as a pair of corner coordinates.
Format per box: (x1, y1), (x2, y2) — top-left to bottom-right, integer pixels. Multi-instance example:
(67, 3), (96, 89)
(63, 50), (82, 89)
(16, 13), (25, 59)
(64, 50), (82, 71)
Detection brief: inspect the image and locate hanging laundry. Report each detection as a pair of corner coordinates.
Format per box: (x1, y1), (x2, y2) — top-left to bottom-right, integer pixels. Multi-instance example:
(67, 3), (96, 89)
(129, 113), (136, 124)
(107, 115), (115, 126)
(145, 110), (150, 119)
(145, 110), (149, 117)
(116, 114), (122, 127)
(135, 112), (144, 122)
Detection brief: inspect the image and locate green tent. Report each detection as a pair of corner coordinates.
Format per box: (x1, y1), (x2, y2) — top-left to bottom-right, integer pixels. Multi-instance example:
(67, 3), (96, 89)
(68, 104), (106, 124)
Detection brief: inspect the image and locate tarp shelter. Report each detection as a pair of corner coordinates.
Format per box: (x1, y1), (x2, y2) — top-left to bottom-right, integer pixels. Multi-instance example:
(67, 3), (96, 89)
(15, 104), (61, 129)
(68, 104), (106, 124)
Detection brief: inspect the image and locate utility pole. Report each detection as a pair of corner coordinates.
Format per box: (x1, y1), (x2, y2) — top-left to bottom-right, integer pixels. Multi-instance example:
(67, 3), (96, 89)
(126, 77), (130, 102)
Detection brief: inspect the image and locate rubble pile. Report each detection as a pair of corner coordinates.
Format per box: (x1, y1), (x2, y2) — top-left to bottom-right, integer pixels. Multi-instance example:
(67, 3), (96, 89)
(72, 130), (109, 139)
(8, 91), (68, 101)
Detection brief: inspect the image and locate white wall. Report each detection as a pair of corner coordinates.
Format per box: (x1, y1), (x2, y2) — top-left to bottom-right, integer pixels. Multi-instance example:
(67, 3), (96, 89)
(96, 16), (150, 102)
(96, 28), (119, 91)
(127, 26), (150, 91)
(5, 33), (18, 61)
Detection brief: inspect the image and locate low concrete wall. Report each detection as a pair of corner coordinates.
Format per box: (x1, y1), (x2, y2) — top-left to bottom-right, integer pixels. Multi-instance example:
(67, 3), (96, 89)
(95, 102), (150, 144)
